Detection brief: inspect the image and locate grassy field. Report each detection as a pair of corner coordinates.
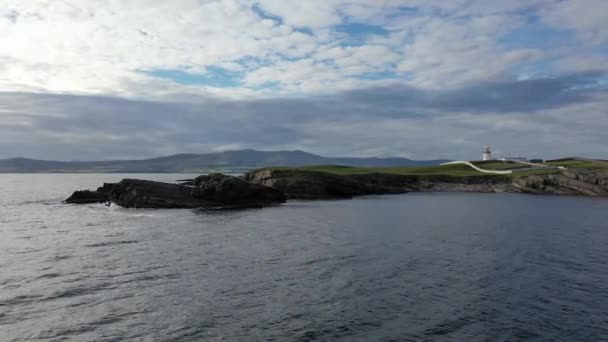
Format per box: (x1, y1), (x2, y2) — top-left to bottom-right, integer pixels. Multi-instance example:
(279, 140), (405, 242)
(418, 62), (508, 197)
(261, 158), (607, 178)
(263, 164), (494, 177)
(544, 158), (608, 169)
(471, 161), (530, 170)
(472, 159), (608, 170)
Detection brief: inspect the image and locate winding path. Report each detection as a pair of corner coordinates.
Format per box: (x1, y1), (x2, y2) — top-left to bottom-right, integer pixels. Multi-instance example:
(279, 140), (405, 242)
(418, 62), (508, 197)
(442, 160), (565, 174)
(440, 161), (513, 174)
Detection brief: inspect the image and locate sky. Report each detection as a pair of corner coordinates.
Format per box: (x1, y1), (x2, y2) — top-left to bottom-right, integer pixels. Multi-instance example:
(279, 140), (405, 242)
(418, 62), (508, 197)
(0, 0), (607, 161)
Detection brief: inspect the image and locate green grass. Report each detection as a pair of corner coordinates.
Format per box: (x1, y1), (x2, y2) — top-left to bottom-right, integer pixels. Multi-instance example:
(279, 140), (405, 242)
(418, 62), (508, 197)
(262, 164), (489, 177)
(259, 158), (607, 178)
(505, 169), (559, 179)
(544, 158), (608, 169)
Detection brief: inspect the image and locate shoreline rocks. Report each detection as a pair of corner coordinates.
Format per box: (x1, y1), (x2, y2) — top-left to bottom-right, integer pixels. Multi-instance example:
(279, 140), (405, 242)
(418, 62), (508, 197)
(64, 190), (108, 204)
(65, 168), (608, 209)
(243, 169), (512, 199)
(108, 179), (209, 208)
(191, 174), (286, 206)
(244, 168), (608, 199)
(65, 173), (286, 209)
(512, 169), (608, 196)
(243, 169), (409, 199)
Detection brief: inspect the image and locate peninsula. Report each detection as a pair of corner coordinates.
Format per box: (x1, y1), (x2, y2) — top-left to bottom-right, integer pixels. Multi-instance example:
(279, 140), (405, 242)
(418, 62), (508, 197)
(65, 157), (608, 209)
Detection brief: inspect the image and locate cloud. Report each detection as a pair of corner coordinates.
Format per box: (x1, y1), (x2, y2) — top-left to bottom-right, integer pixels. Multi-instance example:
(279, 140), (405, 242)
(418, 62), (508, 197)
(0, 71), (606, 160)
(0, 0), (605, 97)
(0, 1), (606, 160)
(0, 0), (316, 95)
(541, 0), (608, 46)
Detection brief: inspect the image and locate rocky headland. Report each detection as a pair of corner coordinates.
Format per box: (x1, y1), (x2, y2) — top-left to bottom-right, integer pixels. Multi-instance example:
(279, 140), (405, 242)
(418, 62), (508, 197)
(245, 167), (608, 198)
(65, 166), (608, 209)
(65, 173), (286, 209)
(243, 169), (509, 198)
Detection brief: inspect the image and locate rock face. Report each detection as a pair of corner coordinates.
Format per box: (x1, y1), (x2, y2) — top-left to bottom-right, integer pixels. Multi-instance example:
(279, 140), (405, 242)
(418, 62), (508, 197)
(402, 174), (515, 193)
(65, 173), (286, 209)
(109, 179), (207, 208)
(243, 169), (512, 199)
(244, 168), (608, 199)
(243, 169), (409, 199)
(191, 173), (286, 207)
(512, 168), (608, 196)
(64, 190), (108, 204)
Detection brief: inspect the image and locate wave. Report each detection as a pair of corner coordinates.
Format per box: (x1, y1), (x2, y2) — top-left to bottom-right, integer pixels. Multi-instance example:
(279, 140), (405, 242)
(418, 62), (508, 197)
(85, 240), (139, 248)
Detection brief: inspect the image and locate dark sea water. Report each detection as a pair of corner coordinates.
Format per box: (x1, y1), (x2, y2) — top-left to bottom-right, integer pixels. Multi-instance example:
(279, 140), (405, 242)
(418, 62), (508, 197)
(1, 174), (608, 342)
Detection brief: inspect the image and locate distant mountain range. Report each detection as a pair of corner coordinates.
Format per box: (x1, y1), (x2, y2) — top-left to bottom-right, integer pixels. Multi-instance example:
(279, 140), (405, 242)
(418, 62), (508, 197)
(0, 149), (449, 173)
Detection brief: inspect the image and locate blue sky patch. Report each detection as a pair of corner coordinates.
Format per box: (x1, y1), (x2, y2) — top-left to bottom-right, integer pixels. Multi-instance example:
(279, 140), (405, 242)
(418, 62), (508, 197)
(500, 16), (576, 50)
(232, 56), (273, 71)
(335, 23), (389, 45)
(251, 4), (283, 24)
(144, 67), (243, 87)
(355, 71), (399, 80)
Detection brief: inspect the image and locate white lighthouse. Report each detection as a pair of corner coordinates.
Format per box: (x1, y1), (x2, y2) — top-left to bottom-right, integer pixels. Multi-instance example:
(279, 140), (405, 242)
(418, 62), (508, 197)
(482, 145), (492, 161)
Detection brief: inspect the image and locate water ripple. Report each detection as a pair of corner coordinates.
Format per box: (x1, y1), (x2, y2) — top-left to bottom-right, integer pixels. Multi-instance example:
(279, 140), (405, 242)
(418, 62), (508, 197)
(84, 240), (139, 248)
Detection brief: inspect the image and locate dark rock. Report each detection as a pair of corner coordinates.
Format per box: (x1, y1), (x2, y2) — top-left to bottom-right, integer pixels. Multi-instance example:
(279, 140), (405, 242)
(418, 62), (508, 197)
(246, 167), (608, 199)
(512, 168), (608, 196)
(97, 183), (114, 194)
(65, 190), (108, 204)
(108, 179), (207, 208)
(65, 167), (608, 210)
(192, 173), (286, 206)
(244, 169), (410, 199)
(66, 174), (286, 209)
(563, 168), (608, 187)
(176, 179), (195, 186)
(243, 169), (523, 199)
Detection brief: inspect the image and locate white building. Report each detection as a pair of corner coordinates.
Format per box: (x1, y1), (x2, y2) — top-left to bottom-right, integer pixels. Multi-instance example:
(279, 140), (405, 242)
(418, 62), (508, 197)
(482, 145), (492, 161)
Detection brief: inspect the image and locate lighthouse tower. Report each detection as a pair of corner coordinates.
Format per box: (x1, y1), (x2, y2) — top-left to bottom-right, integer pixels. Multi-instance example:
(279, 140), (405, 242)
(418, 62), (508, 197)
(482, 145), (492, 161)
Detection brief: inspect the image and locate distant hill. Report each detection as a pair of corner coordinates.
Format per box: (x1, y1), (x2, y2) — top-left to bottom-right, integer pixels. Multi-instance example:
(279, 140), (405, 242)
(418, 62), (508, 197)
(0, 149), (449, 173)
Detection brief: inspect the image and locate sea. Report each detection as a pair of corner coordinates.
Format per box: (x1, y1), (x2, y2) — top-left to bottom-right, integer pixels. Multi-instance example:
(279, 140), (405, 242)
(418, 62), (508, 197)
(1, 174), (608, 341)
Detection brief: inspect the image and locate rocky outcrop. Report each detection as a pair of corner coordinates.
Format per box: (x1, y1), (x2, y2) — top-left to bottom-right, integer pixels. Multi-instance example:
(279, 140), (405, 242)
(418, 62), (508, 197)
(191, 173), (286, 207)
(65, 173), (286, 209)
(243, 169), (410, 199)
(244, 168), (608, 199)
(64, 190), (108, 204)
(66, 168), (608, 209)
(512, 168), (608, 196)
(243, 169), (512, 199)
(64, 183), (115, 204)
(108, 179), (208, 208)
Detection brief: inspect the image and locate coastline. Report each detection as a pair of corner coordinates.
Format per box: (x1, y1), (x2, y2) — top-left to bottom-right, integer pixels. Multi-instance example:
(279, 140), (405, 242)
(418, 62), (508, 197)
(64, 166), (608, 209)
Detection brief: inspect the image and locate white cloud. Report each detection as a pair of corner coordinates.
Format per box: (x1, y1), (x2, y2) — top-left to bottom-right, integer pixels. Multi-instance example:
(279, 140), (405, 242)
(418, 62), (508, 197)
(0, 0), (311, 96)
(554, 53), (608, 73)
(396, 14), (545, 87)
(0, 0), (605, 98)
(256, 0), (343, 28)
(541, 0), (608, 45)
